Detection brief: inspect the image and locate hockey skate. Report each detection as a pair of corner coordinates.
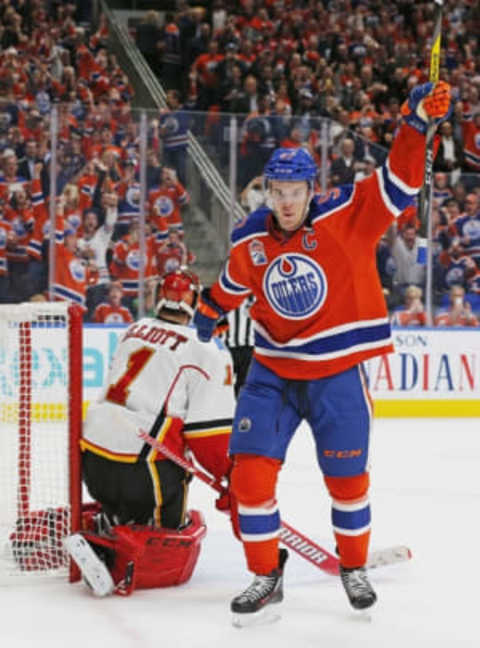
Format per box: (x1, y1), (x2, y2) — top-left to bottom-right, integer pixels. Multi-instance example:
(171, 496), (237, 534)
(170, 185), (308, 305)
(231, 549), (289, 628)
(64, 533), (114, 597)
(339, 565), (377, 611)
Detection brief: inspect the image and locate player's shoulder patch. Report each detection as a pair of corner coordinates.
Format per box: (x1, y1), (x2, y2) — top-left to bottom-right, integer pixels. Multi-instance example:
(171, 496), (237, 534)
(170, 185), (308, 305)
(310, 186), (355, 223)
(231, 206), (270, 245)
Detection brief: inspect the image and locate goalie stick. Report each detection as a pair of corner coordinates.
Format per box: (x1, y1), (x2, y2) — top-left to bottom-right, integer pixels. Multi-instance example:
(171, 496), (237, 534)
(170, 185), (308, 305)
(138, 430), (412, 575)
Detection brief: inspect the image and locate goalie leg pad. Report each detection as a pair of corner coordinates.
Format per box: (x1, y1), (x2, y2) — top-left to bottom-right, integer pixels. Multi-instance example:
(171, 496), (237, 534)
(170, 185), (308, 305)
(110, 510), (207, 593)
(65, 511), (206, 596)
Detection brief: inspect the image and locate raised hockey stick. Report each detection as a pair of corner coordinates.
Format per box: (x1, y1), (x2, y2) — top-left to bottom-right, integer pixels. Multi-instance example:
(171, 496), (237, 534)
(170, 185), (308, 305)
(138, 430), (411, 575)
(418, 0), (443, 232)
(417, 0), (444, 324)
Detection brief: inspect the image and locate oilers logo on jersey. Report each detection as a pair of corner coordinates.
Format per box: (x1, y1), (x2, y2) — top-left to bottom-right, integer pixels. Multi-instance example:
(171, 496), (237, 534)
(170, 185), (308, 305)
(263, 253), (327, 319)
(69, 258), (86, 283)
(154, 196), (174, 217)
(125, 186), (141, 208)
(163, 116), (179, 135)
(126, 249), (140, 270)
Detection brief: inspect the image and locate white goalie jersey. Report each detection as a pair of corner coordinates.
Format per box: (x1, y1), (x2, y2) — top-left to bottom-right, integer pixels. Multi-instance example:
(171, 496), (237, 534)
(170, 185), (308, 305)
(82, 317), (235, 478)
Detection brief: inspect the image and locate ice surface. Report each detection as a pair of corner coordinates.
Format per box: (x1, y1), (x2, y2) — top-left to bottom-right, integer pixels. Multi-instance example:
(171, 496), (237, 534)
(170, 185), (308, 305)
(2, 418), (479, 648)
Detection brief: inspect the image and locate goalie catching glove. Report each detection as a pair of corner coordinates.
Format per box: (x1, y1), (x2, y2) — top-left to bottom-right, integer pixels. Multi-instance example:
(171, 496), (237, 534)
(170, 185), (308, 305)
(401, 81), (451, 134)
(193, 288), (226, 342)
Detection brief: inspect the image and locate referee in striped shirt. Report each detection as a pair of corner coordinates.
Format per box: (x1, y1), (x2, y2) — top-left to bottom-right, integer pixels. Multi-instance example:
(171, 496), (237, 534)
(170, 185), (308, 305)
(218, 295), (255, 397)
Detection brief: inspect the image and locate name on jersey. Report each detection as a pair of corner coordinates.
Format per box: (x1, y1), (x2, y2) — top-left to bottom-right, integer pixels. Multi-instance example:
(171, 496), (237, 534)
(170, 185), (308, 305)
(123, 323), (188, 350)
(263, 253), (327, 319)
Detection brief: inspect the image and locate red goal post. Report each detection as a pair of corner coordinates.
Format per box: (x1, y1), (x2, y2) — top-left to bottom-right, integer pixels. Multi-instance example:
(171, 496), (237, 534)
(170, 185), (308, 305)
(0, 302), (83, 583)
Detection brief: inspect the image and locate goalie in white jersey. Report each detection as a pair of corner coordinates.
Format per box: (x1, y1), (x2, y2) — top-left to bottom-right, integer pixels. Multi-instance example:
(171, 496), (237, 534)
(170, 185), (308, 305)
(66, 269), (236, 596)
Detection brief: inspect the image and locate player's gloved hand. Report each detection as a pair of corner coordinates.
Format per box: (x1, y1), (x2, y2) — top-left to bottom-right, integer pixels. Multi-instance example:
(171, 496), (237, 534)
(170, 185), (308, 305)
(193, 288), (226, 342)
(401, 81), (452, 134)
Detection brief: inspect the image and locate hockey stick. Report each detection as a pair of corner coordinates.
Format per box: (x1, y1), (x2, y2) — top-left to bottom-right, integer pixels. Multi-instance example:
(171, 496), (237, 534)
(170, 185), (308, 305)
(138, 430), (411, 575)
(417, 0), (443, 323)
(418, 0), (443, 231)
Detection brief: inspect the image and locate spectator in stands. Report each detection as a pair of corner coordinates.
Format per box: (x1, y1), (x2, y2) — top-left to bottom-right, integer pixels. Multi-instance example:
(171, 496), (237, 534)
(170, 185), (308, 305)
(376, 234), (398, 310)
(110, 219), (156, 314)
(391, 285), (427, 327)
(157, 89), (190, 185)
(216, 42), (247, 96)
(239, 93), (277, 186)
(433, 121), (464, 180)
(53, 198), (88, 310)
(443, 198), (462, 226)
(76, 201), (118, 317)
(189, 39), (223, 110)
(5, 186), (34, 302)
(330, 138), (362, 186)
(433, 172), (453, 208)
(219, 61), (245, 112)
(435, 236), (476, 294)
(230, 74), (260, 115)
(17, 139), (40, 182)
(0, 149), (28, 201)
(156, 228), (194, 278)
(92, 281), (134, 324)
(450, 192), (480, 267)
(389, 223), (426, 300)
(146, 150), (162, 190)
(0, 209), (15, 303)
(148, 166), (189, 238)
(135, 11), (162, 77)
(461, 111), (480, 173)
(434, 284), (479, 327)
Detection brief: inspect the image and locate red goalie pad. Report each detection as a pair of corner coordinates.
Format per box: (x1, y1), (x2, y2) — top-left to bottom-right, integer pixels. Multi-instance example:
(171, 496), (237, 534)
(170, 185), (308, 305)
(82, 510), (207, 596)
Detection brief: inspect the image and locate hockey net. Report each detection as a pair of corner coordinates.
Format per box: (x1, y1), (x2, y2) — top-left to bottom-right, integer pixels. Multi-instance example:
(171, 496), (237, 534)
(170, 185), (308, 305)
(0, 302), (82, 584)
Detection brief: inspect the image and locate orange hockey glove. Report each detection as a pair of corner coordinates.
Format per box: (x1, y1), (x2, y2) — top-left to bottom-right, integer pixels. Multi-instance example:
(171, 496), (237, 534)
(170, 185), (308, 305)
(423, 80), (451, 119)
(401, 81), (452, 134)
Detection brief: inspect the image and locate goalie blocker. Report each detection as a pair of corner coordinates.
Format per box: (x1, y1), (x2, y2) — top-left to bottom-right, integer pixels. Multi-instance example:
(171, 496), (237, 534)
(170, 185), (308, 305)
(65, 508), (206, 596)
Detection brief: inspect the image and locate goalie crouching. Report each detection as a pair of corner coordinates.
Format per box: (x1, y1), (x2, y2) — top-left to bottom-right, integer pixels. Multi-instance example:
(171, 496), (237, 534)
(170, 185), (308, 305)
(64, 270), (238, 596)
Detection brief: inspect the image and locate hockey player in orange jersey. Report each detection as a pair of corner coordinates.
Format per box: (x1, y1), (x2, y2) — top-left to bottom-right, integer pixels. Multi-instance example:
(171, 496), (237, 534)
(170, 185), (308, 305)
(193, 81), (452, 624)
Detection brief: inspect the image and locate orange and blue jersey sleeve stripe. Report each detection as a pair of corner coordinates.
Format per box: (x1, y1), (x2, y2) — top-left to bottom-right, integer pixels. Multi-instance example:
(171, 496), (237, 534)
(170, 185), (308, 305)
(375, 159), (420, 218)
(218, 258), (250, 297)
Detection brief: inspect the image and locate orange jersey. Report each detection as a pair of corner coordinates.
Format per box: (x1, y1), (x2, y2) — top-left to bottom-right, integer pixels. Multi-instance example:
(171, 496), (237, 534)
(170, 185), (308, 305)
(93, 302), (134, 324)
(5, 205), (34, 264)
(210, 124), (429, 380)
(391, 309), (427, 327)
(53, 217), (87, 307)
(148, 182), (189, 230)
(110, 235), (156, 296)
(28, 178), (49, 261)
(434, 311), (479, 327)
(462, 118), (480, 170)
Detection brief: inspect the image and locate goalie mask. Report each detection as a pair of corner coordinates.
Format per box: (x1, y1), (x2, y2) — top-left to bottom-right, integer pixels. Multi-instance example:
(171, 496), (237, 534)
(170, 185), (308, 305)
(155, 269), (200, 319)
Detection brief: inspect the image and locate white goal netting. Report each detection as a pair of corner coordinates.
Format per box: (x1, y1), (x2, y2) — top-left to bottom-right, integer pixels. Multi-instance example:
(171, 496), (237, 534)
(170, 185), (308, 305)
(0, 303), (82, 584)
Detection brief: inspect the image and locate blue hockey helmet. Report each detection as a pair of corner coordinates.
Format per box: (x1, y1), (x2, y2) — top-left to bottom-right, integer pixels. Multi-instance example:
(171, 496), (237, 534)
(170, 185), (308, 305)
(263, 148), (317, 183)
